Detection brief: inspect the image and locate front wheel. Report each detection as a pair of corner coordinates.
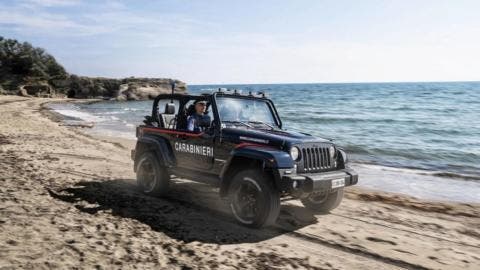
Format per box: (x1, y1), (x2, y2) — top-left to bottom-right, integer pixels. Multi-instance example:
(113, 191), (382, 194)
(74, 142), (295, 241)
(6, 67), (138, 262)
(228, 169), (280, 228)
(301, 188), (344, 213)
(136, 152), (169, 196)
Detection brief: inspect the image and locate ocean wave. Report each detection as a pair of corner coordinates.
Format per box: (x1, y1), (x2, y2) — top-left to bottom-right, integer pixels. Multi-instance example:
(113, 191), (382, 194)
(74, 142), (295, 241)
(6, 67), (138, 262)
(49, 106), (102, 123)
(98, 111), (124, 115)
(427, 172), (480, 181)
(353, 162), (480, 181)
(284, 115), (432, 125)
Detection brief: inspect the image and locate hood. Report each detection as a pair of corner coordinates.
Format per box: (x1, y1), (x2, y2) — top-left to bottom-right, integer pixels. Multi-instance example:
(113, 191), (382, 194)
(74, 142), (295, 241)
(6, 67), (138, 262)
(221, 127), (332, 149)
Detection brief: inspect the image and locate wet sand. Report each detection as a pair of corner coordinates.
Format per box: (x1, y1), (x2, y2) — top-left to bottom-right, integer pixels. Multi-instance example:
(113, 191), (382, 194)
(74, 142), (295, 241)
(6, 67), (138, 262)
(1, 95), (479, 269)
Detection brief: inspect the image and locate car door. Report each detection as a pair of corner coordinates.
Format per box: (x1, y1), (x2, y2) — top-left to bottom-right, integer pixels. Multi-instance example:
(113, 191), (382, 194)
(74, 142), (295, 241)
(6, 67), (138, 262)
(172, 99), (216, 172)
(173, 131), (215, 171)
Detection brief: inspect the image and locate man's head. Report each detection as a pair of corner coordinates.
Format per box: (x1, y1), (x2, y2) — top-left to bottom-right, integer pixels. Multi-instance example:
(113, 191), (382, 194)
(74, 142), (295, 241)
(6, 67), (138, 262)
(194, 100), (207, 115)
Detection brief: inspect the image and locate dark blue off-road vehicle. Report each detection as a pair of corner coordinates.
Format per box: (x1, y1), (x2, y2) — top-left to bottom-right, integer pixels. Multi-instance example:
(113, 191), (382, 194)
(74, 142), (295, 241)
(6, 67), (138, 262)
(132, 89), (358, 228)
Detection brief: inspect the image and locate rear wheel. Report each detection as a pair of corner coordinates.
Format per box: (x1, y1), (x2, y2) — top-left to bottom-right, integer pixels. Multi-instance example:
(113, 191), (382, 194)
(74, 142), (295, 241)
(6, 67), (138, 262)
(301, 188), (344, 213)
(136, 152), (169, 196)
(228, 169), (280, 228)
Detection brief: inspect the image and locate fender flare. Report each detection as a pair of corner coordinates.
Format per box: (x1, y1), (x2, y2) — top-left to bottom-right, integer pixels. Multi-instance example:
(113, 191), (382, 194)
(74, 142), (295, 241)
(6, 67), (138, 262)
(336, 148), (347, 169)
(219, 146), (294, 197)
(133, 135), (174, 171)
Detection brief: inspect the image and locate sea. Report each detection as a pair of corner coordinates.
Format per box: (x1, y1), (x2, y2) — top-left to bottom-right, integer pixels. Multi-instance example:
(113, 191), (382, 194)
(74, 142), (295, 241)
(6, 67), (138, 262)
(49, 82), (480, 203)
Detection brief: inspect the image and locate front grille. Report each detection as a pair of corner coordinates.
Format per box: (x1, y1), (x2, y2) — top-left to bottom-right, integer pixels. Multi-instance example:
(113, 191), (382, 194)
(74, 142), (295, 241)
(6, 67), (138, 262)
(299, 146), (334, 173)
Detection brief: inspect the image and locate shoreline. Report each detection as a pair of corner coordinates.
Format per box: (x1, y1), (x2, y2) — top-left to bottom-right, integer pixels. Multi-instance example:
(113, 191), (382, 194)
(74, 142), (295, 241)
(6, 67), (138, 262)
(46, 98), (480, 203)
(1, 95), (479, 269)
(39, 99), (138, 157)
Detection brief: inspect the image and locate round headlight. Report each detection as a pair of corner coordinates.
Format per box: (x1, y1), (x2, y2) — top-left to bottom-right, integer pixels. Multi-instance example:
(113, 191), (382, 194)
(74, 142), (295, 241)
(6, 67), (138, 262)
(290, 147), (300, 161)
(329, 145), (335, 158)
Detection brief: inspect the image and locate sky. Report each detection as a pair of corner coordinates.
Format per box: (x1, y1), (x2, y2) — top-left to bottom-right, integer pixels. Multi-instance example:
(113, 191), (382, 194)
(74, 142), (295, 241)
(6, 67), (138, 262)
(1, 0), (480, 84)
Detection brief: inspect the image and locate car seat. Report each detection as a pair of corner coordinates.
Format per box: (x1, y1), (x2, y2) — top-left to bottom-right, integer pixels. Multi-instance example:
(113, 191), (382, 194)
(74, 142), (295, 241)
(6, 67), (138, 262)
(176, 107), (188, 130)
(161, 103), (176, 129)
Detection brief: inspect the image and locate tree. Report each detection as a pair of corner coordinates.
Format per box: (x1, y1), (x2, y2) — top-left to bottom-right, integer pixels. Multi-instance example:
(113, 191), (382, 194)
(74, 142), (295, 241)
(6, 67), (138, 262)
(0, 36), (68, 82)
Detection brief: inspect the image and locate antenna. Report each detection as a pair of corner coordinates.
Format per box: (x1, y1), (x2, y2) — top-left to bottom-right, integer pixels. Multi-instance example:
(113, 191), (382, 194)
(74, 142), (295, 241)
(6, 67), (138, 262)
(171, 82), (175, 95)
(170, 82), (175, 102)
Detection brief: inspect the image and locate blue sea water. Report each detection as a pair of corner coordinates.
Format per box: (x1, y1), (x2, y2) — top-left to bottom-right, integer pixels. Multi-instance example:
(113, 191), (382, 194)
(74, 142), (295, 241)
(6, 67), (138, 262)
(50, 82), (480, 192)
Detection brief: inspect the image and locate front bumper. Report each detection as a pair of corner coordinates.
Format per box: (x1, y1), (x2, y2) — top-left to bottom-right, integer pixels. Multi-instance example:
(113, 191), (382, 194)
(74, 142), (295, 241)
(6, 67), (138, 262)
(281, 168), (358, 193)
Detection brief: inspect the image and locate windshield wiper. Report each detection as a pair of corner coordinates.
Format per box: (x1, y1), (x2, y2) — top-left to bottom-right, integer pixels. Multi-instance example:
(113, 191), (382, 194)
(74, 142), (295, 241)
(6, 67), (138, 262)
(248, 121), (275, 130)
(222, 120), (254, 128)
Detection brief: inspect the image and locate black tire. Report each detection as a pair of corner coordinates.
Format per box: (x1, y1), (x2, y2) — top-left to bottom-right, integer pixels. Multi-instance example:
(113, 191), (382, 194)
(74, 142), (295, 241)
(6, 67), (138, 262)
(228, 169), (280, 228)
(301, 188), (344, 213)
(136, 152), (169, 196)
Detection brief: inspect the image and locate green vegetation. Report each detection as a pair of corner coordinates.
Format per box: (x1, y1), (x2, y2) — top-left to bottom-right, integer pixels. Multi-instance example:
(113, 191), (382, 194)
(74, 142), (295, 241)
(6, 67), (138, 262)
(0, 36), (67, 91)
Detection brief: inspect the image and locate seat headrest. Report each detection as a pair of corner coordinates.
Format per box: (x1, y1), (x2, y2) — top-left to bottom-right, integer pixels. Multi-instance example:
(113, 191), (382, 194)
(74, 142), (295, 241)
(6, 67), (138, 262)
(186, 104), (195, 116)
(164, 103), (176, 114)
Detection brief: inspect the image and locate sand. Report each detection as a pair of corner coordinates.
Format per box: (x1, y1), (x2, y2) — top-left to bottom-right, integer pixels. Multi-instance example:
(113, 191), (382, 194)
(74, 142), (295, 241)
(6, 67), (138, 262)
(0, 95), (479, 270)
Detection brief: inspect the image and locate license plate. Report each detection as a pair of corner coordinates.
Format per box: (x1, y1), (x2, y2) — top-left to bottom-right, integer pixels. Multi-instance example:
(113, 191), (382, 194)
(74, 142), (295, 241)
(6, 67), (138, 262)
(331, 178), (345, 189)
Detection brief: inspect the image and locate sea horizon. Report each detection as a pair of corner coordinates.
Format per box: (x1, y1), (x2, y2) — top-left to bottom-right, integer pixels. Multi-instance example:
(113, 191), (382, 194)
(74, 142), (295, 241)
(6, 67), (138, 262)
(188, 80), (480, 86)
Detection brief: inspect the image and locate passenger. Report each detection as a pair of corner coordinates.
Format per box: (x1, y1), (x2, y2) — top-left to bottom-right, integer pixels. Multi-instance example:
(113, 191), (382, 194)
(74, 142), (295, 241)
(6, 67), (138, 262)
(187, 100), (211, 132)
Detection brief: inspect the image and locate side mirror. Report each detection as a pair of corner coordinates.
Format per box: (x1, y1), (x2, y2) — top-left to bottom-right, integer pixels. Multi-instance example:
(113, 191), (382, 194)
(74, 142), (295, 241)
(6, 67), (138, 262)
(143, 115), (154, 125)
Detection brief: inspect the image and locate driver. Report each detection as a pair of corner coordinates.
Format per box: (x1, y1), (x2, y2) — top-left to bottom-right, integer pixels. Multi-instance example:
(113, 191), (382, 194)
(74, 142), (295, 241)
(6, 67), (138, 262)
(187, 100), (211, 132)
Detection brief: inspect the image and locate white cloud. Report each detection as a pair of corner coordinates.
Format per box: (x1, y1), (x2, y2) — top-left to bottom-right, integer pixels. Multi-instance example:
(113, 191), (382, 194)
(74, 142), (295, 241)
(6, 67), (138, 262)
(25, 0), (80, 7)
(0, 10), (110, 36)
(0, 1), (208, 38)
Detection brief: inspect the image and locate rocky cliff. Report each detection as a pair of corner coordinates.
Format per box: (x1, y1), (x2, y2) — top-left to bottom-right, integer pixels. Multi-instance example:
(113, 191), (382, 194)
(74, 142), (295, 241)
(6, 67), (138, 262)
(0, 36), (187, 100)
(51, 76), (187, 100)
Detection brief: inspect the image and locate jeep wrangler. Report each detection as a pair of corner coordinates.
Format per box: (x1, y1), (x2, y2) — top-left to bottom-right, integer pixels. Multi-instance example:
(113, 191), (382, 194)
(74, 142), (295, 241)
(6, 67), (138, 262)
(132, 89), (358, 228)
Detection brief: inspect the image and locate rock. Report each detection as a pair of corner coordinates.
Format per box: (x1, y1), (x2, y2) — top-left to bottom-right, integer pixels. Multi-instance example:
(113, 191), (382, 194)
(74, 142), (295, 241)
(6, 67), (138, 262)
(119, 83), (129, 93)
(114, 79), (187, 101)
(63, 76), (187, 100)
(0, 85), (6, 95)
(22, 82), (55, 97)
(18, 86), (31, 97)
(120, 85), (167, 100)
(3, 75), (187, 100)
(115, 95), (127, 101)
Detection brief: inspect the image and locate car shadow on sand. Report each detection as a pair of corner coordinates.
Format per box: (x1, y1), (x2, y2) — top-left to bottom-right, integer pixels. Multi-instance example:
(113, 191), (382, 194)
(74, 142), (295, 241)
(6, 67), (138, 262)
(47, 178), (318, 244)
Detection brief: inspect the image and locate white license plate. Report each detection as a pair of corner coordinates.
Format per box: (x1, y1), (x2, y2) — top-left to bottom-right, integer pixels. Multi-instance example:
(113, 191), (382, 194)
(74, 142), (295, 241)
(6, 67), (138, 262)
(331, 178), (345, 189)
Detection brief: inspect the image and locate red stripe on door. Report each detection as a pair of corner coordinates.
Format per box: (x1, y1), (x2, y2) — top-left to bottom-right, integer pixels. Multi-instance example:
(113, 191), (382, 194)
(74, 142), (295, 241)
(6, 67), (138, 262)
(142, 127), (204, 137)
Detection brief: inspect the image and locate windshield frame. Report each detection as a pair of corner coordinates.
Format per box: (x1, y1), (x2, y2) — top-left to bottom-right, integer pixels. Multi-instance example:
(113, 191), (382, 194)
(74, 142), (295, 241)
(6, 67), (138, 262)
(212, 93), (282, 129)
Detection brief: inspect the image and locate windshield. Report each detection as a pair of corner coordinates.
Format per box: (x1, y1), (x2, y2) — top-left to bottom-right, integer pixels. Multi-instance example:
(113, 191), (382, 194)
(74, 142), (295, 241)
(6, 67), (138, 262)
(216, 97), (278, 127)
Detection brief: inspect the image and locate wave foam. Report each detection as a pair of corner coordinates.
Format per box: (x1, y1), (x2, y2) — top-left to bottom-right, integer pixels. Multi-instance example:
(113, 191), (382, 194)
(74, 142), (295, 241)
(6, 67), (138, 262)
(53, 108), (102, 123)
(352, 163), (480, 203)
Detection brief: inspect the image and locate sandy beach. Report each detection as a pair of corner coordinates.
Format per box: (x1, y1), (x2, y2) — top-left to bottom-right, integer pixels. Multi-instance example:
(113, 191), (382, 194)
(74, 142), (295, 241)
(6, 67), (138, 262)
(0, 95), (479, 269)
